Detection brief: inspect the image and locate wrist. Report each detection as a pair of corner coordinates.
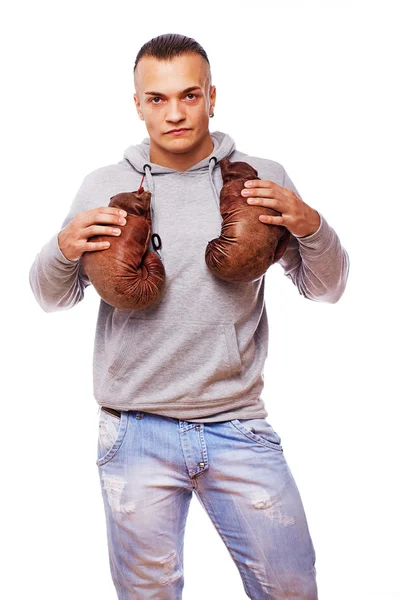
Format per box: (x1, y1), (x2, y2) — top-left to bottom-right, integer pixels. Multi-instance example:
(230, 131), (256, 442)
(296, 210), (321, 238)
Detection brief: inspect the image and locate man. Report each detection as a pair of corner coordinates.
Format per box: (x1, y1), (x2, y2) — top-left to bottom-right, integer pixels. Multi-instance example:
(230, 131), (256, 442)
(29, 33), (349, 599)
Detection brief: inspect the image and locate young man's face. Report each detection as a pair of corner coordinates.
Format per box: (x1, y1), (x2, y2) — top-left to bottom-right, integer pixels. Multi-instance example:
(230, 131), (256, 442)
(133, 53), (216, 167)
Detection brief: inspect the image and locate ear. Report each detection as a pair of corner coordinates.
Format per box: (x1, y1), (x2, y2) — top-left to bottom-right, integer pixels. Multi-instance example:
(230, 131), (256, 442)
(133, 93), (144, 121)
(210, 85), (216, 107)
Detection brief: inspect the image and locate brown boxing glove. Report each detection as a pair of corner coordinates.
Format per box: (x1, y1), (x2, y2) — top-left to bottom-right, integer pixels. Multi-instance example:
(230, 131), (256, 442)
(81, 180), (165, 310)
(205, 158), (290, 283)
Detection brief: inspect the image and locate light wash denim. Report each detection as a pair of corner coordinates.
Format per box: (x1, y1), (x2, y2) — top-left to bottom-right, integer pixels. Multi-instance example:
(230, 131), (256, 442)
(96, 408), (318, 599)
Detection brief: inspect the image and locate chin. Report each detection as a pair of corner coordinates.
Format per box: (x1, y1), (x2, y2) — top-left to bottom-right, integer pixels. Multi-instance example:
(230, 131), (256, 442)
(164, 135), (194, 147)
(166, 144), (194, 154)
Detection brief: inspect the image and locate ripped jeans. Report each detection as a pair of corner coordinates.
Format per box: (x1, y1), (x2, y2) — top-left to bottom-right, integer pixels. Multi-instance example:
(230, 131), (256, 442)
(96, 409), (318, 600)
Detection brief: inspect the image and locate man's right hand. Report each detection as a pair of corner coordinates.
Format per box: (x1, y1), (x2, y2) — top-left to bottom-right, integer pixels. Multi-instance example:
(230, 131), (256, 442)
(58, 207), (128, 261)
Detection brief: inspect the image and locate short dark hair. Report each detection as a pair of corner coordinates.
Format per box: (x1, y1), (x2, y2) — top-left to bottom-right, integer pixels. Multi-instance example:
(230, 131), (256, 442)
(133, 33), (212, 87)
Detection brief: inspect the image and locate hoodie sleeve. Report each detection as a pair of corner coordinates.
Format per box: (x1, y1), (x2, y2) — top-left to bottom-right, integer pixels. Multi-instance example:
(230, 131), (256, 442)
(28, 175), (93, 313)
(277, 168), (350, 303)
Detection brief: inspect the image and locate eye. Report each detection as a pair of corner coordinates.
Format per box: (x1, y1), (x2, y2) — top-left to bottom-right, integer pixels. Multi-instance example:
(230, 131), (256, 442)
(149, 93), (198, 104)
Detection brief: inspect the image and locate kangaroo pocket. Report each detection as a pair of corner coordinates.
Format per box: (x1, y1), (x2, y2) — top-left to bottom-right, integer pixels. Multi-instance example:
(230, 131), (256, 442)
(100, 316), (243, 403)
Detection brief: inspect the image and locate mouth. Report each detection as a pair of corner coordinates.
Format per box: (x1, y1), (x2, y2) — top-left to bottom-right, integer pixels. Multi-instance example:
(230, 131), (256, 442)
(165, 128), (191, 134)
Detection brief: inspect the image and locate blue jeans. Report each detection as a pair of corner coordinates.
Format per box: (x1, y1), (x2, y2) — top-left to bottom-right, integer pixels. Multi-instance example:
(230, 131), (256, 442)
(96, 409), (318, 599)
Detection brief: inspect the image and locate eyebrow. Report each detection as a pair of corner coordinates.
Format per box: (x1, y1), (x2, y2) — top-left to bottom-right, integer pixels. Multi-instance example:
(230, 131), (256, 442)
(144, 86), (202, 96)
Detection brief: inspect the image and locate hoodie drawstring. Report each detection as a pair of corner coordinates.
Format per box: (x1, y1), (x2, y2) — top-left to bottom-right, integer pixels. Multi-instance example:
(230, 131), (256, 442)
(142, 163), (162, 260)
(142, 156), (220, 260)
(208, 156), (220, 210)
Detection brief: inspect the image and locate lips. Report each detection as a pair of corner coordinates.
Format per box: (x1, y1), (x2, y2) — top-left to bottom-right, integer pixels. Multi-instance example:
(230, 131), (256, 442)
(166, 128), (190, 133)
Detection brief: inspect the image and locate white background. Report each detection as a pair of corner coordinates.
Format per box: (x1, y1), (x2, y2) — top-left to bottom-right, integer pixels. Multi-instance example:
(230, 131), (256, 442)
(2, 1), (399, 598)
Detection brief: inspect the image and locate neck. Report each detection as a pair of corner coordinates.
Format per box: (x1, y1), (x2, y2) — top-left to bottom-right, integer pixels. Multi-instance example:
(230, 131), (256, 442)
(149, 132), (214, 172)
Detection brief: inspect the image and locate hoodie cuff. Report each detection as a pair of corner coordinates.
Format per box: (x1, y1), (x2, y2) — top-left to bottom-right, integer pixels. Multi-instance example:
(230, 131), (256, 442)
(291, 211), (336, 260)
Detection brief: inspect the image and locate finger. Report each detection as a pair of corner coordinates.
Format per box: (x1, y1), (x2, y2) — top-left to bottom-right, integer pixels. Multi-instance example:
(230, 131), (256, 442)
(82, 209), (128, 227)
(90, 206), (127, 217)
(84, 224), (123, 237)
(242, 187), (285, 201)
(244, 180), (274, 188)
(259, 214), (286, 226)
(84, 241), (112, 252)
(244, 180), (294, 199)
(246, 197), (283, 211)
(86, 206), (127, 217)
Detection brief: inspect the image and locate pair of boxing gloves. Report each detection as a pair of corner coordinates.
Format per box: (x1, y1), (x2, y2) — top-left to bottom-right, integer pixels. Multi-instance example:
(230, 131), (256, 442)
(81, 159), (290, 311)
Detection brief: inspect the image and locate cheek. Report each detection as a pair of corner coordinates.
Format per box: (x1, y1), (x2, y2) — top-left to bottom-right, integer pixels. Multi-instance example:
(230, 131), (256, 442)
(196, 107), (210, 122)
(143, 111), (162, 127)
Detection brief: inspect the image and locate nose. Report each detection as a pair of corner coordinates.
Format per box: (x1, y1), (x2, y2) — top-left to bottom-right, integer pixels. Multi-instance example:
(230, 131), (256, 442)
(165, 99), (185, 123)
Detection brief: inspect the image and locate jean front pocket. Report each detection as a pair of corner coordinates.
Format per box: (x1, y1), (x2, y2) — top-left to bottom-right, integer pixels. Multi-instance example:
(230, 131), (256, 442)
(230, 418), (283, 451)
(96, 407), (128, 467)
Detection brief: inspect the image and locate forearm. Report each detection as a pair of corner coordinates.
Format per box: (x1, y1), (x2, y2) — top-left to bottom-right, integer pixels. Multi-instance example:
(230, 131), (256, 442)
(28, 231), (90, 312)
(278, 211), (350, 303)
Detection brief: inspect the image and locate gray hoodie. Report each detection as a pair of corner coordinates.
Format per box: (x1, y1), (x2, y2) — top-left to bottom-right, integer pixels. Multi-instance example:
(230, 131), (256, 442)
(28, 130), (349, 422)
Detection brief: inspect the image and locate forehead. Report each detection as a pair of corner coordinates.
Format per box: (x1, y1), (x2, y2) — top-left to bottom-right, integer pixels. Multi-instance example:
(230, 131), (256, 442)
(135, 54), (208, 93)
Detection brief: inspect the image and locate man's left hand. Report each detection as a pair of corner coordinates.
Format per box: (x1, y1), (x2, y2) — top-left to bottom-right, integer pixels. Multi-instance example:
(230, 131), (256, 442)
(241, 180), (321, 238)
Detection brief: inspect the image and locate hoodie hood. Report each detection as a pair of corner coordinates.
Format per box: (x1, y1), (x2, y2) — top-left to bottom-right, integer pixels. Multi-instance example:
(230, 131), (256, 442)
(123, 130), (236, 214)
(123, 130), (236, 174)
